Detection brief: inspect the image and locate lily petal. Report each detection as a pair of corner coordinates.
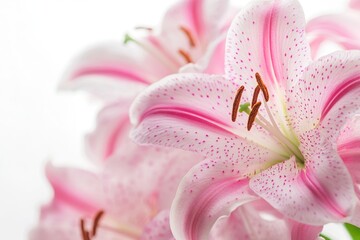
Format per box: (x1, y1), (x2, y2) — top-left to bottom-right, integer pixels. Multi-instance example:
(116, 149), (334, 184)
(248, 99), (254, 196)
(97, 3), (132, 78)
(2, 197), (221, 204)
(161, 0), (230, 42)
(44, 163), (102, 215)
(225, 0), (311, 92)
(130, 73), (286, 175)
(170, 158), (258, 240)
(338, 115), (360, 197)
(141, 211), (174, 240)
(210, 202), (290, 240)
(288, 50), (360, 136)
(350, 0), (360, 10)
(307, 13), (360, 57)
(102, 150), (168, 228)
(85, 100), (133, 163)
(59, 42), (170, 100)
(29, 164), (104, 240)
(289, 220), (323, 240)
(250, 152), (356, 225)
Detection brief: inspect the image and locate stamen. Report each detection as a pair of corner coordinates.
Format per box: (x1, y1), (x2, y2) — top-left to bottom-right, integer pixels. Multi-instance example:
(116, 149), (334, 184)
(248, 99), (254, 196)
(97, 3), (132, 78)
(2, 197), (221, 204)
(178, 49), (193, 63)
(232, 86), (245, 122)
(247, 102), (262, 130)
(179, 26), (196, 47)
(92, 210), (105, 237)
(80, 219), (91, 240)
(252, 86), (260, 107)
(255, 72), (269, 102)
(135, 26), (153, 31)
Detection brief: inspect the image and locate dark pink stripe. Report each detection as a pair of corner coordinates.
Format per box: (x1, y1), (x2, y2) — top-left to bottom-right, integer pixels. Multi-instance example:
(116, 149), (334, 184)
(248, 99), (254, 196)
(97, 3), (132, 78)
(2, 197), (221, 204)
(185, 178), (249, 239)
(139, 106), (235, 136)
(262, 3), (282, 85)
(338, 139), (360, 152)
(72, 66), (150, 85)
(50, 178), (98, 213)
(104, 118), (130, 160)
(189, 0), (203, 35)
(300, 170), (347, 218)
(321, 75), (360, 121)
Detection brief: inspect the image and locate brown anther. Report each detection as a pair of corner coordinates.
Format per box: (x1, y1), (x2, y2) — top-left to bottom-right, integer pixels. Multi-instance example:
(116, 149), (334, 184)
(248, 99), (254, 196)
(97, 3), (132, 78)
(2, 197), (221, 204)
(255, 72), (269, 102)
(134, 26), (153, 31)
(91, 210), (105, 237)
(231, 86), (245, 122)
(179, 26), (196, 47)
(80, 219), (91, 240)
(247, 102), (262, 131)
(252, 85), (260, 108)
(178, 49), (193, 63)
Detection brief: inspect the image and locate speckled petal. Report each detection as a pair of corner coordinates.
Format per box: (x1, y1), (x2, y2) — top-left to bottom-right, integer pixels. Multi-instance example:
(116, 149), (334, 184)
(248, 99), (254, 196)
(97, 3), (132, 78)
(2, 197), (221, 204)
(338, 115), (360, 196)
(250, 152), (356, 225)
(288, 50), (360, 136)
(225, 0), (311, 93)
(170, 158), (258, 240)
(130, 73), (286, 175)
(141, 211), (174, 240)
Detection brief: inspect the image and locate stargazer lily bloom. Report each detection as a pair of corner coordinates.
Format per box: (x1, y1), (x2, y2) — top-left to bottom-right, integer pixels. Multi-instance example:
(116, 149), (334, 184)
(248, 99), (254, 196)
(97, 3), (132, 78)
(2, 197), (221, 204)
(130, 0), (360, 238)
(29, 161), (307, 240)
(59, 0), (233, 101)
(29, 145), (199, 240)
(307, 0), (360, 58)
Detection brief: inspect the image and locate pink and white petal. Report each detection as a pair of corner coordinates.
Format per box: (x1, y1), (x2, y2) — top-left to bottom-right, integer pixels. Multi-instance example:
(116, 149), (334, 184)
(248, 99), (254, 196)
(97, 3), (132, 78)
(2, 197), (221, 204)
(59, 42), (170, 100)
(45, 163), (103, 216)
(170, 158), (259, 240)
(101, 146), (173, 229)
(289, 220), (323, 240)
(250, 153), (356, 225)
(350, 0), (360, 10)
(225, 0), (311, 93)
(337, 115), (360, 194)
(307, 13), (360, 57)
(157, 150), (203, 210)
(349, 202), (360, 227)
(130, 73), (286, 175)
(29, 223), (80, 240)
(288, 50), (360, 136)
(161, 0), (230, 42)
(85, 100), (132, 163)
(141, 211), (174, 240)
(210, 202), (292, 240)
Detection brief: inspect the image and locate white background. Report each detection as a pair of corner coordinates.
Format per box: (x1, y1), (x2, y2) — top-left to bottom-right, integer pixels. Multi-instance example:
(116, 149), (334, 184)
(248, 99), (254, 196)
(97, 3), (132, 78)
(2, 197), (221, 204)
(0, 0), (353, 239)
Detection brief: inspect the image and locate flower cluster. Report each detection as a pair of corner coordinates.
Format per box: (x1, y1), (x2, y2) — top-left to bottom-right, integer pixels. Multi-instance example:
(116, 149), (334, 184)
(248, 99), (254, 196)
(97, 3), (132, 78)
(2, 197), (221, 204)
(30, 0), (360, 239)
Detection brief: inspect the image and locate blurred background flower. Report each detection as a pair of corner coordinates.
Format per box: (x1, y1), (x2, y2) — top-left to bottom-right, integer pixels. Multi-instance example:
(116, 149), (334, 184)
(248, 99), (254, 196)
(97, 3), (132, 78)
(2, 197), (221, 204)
(0, 0), (356, 239)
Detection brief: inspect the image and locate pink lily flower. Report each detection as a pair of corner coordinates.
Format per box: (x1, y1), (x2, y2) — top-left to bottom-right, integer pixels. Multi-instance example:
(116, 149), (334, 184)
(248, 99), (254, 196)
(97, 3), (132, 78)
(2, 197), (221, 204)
(306, 0), (360, 57)
(30, 163), (313, 240)
(30, 144), (199, 240)
(130, 0), (360, 238)
(60, 0), (233, 101)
